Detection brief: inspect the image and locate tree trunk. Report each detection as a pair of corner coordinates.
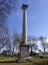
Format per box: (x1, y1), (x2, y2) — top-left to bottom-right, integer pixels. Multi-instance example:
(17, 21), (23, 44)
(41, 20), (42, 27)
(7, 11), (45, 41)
(31, 46), (32, 55)
(44, 47), (46, 53)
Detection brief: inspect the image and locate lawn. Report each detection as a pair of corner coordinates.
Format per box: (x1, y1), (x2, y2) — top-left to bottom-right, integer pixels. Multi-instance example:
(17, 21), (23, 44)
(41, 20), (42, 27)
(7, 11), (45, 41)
(0, 56), (48, 65)
(0, 56), (17, 62)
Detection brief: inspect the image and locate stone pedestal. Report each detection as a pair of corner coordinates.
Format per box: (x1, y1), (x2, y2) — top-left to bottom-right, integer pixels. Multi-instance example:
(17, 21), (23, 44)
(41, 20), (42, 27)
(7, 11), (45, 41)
(16, 44), (31, 62)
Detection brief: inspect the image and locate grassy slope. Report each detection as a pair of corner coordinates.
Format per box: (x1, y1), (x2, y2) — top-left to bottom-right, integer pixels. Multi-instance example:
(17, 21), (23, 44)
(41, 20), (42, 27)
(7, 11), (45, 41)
(31, 56), (48, 65)
(0, 56), (48, 65)
(0, 56), (17, 61)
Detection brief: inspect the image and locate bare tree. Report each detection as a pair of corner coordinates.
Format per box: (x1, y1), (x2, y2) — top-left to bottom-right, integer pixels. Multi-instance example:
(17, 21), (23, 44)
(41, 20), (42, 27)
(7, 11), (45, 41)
(0, 0), (18, 54)
(0, 24), (11, 53)
(12, 32), (20, 55)
(39, 36), (48, 53)
(28, 36), (38, 54)
(0, 0), (18, 23)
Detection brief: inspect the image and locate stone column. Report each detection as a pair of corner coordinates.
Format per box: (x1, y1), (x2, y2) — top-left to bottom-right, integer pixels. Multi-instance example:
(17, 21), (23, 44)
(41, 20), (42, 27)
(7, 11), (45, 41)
(16, 4), (31, 63)
(22, 4), (28, 44)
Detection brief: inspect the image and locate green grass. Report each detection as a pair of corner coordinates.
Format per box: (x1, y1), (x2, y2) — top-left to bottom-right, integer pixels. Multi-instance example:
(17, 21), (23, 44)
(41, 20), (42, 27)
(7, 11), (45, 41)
(0, 56), (48, 65)
(0, 56), (18, 62)
(31, 55), (48, 65)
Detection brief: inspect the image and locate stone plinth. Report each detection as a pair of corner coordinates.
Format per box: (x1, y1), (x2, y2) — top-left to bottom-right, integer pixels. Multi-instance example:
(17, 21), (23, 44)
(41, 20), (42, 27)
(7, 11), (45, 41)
(16, 44), (31, 62)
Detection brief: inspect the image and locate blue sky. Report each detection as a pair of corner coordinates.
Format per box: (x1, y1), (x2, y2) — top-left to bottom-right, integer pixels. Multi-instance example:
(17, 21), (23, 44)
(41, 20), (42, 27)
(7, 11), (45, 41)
(7, 0), (48, 37)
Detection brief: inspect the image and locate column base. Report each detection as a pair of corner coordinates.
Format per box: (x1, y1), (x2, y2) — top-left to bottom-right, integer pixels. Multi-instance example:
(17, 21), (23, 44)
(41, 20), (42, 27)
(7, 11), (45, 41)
(16, 44), (31, 63)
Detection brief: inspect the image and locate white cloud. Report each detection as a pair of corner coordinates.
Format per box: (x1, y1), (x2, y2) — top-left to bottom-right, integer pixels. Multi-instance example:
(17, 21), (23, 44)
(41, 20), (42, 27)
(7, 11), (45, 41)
(46, 39), (48, 43)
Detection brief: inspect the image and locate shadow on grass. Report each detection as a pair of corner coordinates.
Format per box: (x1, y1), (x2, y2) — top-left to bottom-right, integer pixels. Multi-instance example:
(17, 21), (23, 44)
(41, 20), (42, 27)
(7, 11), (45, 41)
(0, 61), (16, 63)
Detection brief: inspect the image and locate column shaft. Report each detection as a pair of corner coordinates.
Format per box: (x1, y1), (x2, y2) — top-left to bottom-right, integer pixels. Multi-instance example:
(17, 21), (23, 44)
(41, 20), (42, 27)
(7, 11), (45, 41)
(22, 9), (27, 44)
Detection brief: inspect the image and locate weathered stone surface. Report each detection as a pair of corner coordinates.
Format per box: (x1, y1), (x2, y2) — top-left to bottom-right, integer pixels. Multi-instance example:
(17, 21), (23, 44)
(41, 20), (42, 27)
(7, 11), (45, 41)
(20, 46), (29, 58)
(16, 45), (31, 62)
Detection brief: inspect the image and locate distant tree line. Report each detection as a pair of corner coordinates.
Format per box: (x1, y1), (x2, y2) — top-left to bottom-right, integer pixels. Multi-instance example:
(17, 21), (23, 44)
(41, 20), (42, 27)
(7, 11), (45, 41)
(0, 24), (48, 56)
